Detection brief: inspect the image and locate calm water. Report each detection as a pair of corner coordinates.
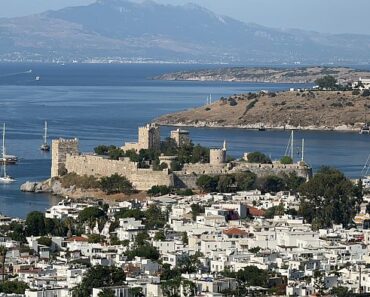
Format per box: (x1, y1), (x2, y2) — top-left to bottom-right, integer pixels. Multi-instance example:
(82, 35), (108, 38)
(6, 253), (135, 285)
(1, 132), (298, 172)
(0, 63), (368, 218)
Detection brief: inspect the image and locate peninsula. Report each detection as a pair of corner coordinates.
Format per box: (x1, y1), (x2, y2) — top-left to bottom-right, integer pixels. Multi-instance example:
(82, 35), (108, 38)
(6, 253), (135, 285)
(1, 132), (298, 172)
(154, 89), (370, 131)
(154, 66), (370, 84)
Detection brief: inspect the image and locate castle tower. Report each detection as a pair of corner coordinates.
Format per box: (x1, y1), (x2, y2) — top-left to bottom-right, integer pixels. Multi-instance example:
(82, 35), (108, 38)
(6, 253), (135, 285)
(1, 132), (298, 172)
(171, 128), (190, 147)
(138, 123), (160, 151)
(210, 141), (227, 165)
(51, 138), (79, 178)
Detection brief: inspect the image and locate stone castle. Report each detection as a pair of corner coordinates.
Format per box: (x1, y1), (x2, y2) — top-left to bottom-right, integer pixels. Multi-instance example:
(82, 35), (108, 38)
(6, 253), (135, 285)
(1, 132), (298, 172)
(51, 124), (312, 191)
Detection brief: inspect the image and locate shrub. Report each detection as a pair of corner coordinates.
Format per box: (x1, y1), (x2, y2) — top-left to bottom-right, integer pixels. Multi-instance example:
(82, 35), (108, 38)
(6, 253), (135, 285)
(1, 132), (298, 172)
(99, 174), (134, 195)
(280, 156), (293, 164)
(37, 236), (52, 247)
(247, 152), (271, 164)
(147, 185), (171, 196)
(196, 175), (218, 193)
(352, 89), (361, 95)
(60, 173), (100, 189)
(245, 99), (257, 112)
(78, 207), (106, 223)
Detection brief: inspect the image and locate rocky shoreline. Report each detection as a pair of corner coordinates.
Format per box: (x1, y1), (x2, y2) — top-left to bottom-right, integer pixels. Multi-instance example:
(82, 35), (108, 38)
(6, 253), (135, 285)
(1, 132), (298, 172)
(157, 121), (360, 132)
(154, 66), (370, 84)
(154, 90), (368, 133)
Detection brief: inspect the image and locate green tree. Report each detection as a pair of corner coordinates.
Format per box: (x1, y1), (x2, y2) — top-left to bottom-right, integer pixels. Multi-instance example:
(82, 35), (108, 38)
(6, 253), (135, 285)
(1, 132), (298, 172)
(115, 209), (145, 220)
(108, 147), (125, 160)
(98, 288), (115, 297)
(280, 155), (293, 164)
(72, 265), (125, 297)
(217, 175), (235, 193)
(299, 167), (362, 229)
(145, 205), (166, 229)
(315, 75), (338, 90)
(94, 145), (115, 156)
(234, 171), (257, 191)
(190, 204), (205, 221)
(257, 175), (286, 193)
(196, 175), (218, 193)
(161, 277), (181, 297)
(182, 279), (197, 297)
(100, 174), (134, 195)
(154, 230), (166, 241)
(0, 280), (29, 294)
(147, 185), (171, 197)
(330, 286), (352, 297)
(182, 232), (188, 245)
(264, 204), (285, 219)
(78, 207), (106, 224)
(37, 236), (52, 247)
(247, 152), (271, 164)
(25, 211), (46, 236)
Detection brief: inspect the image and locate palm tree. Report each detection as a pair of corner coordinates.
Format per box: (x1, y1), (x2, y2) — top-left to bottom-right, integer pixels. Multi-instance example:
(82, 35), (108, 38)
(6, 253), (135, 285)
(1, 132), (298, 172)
(0, 246), (8, 284)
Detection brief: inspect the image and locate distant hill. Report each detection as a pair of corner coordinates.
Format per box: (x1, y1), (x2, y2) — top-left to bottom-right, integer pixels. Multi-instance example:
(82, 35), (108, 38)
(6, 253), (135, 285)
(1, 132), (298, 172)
(1, 0), (370, 63)
(154, 67), (370, 84)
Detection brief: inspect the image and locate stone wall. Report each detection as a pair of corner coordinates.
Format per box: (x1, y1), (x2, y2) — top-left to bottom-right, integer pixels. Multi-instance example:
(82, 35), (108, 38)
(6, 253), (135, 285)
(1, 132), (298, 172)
(51, 138), (79, 178)
(65, 154), (173, 191)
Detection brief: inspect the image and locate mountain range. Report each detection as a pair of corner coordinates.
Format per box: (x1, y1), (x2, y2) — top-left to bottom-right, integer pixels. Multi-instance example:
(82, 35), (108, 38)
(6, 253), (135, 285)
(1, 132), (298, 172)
(0, 0), (369, 64)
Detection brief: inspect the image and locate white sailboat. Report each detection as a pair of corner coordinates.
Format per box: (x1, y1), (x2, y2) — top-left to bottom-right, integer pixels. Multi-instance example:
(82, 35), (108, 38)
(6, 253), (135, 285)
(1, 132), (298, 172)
(40, 121), (50, 151)
(0, 124), (15, 184)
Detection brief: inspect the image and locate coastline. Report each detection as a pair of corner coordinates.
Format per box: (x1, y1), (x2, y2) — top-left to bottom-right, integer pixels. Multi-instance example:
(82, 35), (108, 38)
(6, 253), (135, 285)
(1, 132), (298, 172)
(156, 121), (361, 133)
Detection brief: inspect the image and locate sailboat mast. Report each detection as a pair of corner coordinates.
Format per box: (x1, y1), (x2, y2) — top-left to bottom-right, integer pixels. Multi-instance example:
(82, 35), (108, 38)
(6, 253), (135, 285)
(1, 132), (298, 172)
(44, 121), (48, 144)
(2, 124), (6, 177)
(301, 138), (305, 162)
(290, 130), (294, 161)
(2, 123), (5, 159)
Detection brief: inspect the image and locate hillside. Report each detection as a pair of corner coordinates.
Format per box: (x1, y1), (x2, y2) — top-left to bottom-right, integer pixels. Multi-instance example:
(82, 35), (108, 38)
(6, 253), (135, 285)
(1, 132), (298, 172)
(154, 67), (370, 84)
(155, 90), (370, 131)
(1, 0), (370, 63)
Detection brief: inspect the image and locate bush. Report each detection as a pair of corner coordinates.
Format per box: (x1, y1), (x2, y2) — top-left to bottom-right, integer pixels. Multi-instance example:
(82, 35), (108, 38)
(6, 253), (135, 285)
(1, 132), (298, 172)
(176, 189), (194, 196)
(257, 175), (286, 193)
(245, 99), (258, 112)
(78, 207), (106, 223)
(315, 75), (338, 90)
(0, 280), (29, 294)
(352, 89), (361, 95)
(280, 156), (293, 164)
(37, 236), (52, 247)
(99, 174), (134, 195)
(247, 152), (271, 164)
(196, 175), (218, 193)
(60, 173), (100, 190)
(147, 185), (171, 197)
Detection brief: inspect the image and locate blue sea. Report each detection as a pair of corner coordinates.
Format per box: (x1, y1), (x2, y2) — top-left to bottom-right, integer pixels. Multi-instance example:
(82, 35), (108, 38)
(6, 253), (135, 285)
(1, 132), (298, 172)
(0, 63), (368, 218)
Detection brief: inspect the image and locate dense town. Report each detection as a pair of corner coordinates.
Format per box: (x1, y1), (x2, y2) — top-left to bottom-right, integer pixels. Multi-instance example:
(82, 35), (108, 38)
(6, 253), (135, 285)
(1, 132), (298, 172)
(0, 167), (368, 297)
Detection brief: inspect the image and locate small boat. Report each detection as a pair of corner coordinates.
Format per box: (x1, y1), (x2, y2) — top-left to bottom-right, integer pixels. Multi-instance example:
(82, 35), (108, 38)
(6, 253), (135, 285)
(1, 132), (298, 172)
(360, 124), (370, 134)
(40, 121), (50, 151)
(258, 125), (266, 131)
(0, 124), (15, 184)
(35, 76), (40, 81)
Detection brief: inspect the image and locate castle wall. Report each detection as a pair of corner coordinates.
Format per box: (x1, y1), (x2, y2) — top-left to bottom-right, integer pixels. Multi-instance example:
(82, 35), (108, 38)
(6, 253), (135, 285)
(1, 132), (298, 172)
(174, 162), (312, 189)
(65, 154), (173, 191)
(51, 139), (79, 178)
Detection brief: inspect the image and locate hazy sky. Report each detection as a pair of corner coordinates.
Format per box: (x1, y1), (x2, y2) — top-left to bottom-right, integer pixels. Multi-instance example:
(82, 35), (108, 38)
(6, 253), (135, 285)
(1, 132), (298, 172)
(1, 0), (367, 35)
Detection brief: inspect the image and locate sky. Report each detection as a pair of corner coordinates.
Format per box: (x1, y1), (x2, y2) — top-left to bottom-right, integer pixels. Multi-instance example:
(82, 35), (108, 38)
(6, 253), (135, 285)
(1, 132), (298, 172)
(0, 0), (368, 35)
